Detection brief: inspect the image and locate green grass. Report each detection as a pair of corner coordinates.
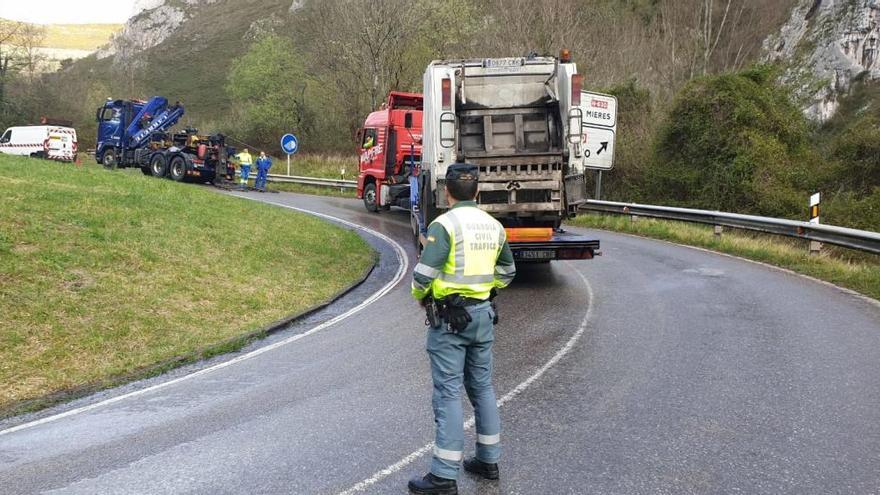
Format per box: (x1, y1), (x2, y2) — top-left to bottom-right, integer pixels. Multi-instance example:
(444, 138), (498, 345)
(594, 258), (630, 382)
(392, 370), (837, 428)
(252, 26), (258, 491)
(570, 214), (880, 301)
(0, 155), (375, 415)
(40, 23), (122, 51)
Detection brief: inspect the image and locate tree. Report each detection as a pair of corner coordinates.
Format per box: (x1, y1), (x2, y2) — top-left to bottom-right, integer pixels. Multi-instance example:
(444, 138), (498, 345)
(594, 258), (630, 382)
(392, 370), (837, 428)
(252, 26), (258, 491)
(0, 20), (46, 123)
(293, 0), (478, 142)
(225, 34), (313, 151)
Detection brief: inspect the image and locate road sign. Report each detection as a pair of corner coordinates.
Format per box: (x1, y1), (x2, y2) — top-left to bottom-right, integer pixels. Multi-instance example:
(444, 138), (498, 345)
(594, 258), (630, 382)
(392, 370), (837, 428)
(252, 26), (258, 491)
(281, 134), (299, 155)
(581, 125), (615, 170)
(581, 92), (617, 128)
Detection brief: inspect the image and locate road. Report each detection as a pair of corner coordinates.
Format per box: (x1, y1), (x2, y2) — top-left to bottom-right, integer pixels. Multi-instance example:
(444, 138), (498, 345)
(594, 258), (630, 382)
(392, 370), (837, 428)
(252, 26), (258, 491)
(1, 191), (879, 494)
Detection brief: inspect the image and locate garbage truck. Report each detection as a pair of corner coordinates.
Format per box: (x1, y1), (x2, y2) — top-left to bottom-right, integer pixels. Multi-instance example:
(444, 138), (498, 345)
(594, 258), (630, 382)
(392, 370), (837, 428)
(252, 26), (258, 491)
(412, 52), (606, 262)
(95, 96), (235, 182)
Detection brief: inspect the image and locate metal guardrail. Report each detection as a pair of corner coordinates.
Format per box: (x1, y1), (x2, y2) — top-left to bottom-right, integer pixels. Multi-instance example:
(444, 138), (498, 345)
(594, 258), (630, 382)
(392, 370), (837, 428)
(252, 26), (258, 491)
(267, 174), (357, 188)
(264, 173), (357, 189)
(580, 200), (880, 254)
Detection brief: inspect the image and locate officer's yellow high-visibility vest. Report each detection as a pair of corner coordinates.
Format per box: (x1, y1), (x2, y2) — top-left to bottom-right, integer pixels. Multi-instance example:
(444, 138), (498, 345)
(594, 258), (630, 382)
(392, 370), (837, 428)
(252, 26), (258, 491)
(431, 205), (507, 300)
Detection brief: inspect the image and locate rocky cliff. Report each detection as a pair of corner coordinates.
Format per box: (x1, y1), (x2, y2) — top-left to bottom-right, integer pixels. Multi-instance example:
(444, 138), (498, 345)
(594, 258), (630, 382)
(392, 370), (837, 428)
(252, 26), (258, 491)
(765, 0), (880, 121)
(96, 0), (219, 65)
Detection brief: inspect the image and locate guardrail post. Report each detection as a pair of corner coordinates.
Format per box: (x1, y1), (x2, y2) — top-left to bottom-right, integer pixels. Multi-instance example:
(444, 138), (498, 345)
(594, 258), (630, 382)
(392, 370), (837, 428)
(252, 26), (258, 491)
(631, 214), (639, 223)
(714, 225), (723, 238)
(809, 192), (822, 256)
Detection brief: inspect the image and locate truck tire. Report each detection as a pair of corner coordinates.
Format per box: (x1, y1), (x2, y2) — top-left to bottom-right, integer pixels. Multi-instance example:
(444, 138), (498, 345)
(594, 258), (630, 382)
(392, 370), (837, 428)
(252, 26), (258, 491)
(150, 154), (168, 177)
(140, 166), (152, 176)
(102, 149), (117, 169)
(169, 155), (187, 182)
(363, 182), (379, 213)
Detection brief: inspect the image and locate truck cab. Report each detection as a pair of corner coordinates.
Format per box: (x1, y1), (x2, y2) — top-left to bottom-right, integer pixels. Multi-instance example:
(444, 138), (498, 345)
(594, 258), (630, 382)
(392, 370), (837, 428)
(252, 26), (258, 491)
(356, 92), (423, 212)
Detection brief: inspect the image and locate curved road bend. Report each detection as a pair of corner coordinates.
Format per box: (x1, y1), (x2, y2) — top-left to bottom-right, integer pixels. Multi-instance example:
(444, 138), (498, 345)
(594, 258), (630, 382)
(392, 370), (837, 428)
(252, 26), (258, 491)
(0, 192), (878, 494)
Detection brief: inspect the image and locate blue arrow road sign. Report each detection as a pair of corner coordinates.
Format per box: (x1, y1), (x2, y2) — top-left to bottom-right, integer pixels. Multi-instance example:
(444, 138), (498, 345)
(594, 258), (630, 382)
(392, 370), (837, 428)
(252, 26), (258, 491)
(281, 134), (299, 155)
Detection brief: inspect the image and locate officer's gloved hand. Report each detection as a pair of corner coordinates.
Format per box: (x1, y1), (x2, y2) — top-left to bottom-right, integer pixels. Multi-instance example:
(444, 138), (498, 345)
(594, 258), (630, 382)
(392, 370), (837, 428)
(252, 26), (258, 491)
(447, 306), (472, 333)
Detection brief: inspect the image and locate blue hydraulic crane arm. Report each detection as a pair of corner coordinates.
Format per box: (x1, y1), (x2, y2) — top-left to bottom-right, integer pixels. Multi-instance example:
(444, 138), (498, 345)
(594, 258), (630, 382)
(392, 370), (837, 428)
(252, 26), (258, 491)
(126, 96), (185, 149)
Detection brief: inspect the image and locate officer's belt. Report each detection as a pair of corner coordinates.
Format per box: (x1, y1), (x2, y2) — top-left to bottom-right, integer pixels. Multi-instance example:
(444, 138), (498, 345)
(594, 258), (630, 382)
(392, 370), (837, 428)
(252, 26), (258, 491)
(443, 296), (489, 307)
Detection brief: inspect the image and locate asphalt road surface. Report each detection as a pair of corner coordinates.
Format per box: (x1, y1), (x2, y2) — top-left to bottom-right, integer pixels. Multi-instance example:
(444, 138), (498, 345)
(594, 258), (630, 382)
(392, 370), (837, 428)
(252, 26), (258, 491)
(1, 192), (878, 495)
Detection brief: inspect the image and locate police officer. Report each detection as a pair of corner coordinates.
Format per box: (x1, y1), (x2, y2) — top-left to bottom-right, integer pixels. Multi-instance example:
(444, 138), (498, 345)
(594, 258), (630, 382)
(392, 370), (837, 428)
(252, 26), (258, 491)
(409, 163), (516, 495)
(235, 148), (253, 189)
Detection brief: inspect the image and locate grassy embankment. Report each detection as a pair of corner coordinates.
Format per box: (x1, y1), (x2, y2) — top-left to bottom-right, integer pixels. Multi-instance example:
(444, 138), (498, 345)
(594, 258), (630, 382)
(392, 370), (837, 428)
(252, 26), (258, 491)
(0, 155), (375, 416)
(570, 214), (880, 301)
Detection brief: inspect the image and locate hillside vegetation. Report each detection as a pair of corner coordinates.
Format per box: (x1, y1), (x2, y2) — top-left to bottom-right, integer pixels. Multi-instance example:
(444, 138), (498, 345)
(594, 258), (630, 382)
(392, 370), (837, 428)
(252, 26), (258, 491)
(0, 155), (374, 415)
(2, 0), (877, 230)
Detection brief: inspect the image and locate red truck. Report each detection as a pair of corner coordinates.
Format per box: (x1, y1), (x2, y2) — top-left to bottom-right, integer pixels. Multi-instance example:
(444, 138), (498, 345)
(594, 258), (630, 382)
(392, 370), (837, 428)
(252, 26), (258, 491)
(356, 92), (423, 212)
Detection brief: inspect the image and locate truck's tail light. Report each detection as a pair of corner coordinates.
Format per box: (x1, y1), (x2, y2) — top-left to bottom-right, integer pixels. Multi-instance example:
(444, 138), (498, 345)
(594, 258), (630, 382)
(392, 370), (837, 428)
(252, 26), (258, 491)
(441, 78), (452, 110)
(571, 74), (583, 106)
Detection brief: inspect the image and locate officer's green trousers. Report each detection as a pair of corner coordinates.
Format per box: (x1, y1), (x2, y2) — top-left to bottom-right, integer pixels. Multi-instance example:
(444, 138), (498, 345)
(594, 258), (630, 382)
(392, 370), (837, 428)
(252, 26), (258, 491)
(426, 301), (501, 480)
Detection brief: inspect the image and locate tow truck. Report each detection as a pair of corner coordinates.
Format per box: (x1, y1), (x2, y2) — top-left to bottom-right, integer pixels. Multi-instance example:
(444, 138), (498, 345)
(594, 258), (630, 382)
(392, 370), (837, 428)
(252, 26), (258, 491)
(95, 96), (235, 183)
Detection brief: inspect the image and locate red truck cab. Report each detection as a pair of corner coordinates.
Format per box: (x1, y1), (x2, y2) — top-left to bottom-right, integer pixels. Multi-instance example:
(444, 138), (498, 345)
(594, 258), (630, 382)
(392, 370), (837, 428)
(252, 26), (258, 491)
(356, 92), (423, 212)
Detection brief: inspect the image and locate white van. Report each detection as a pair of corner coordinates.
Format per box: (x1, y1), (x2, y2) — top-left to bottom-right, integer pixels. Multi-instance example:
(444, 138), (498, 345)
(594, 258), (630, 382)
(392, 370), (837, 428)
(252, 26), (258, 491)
(0, 126), (78, 162)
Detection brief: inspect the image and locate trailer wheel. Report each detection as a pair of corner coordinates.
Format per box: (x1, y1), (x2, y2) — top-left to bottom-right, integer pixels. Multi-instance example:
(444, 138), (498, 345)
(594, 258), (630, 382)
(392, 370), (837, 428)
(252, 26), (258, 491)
(363, 182), (379, 213)
(169, 155), (187, 182)
(102, 149), (117, 169)
(150, 155), (168, 177)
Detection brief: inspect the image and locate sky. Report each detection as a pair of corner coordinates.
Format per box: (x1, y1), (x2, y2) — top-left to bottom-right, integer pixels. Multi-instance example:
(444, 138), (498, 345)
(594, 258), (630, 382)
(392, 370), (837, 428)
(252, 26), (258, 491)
(0, 0), (138, 24)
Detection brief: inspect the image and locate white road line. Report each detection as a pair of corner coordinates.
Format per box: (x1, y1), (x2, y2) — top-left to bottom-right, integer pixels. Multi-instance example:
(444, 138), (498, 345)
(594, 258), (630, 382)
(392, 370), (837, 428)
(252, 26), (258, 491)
(337, 265), (595, 495)
(0, 201), (409, 438)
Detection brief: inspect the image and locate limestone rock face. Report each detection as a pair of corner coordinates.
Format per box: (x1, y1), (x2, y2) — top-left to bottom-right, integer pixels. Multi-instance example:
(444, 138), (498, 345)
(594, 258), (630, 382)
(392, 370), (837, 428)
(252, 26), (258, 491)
(95, 0), (218, 66)
(765, 0), (880, 121)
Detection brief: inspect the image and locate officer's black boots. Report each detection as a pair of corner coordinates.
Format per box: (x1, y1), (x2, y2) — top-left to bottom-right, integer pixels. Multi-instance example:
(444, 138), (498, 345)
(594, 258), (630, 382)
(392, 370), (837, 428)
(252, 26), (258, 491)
(463, 457), (500, 480)
(407, 473), (458, 495)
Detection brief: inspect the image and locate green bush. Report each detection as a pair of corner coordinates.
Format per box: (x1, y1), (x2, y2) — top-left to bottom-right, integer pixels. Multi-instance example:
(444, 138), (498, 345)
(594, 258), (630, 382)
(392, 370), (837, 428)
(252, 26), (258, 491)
(824, 188), (880, 231)
(601, 79), (655, 201)
(647, 65), (818, 218)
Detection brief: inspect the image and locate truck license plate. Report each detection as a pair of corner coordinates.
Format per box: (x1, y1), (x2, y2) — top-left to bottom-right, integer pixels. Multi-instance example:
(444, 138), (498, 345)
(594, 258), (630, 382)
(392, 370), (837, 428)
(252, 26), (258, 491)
(519, 250), (555, 260)
(483, 57), (524, 69)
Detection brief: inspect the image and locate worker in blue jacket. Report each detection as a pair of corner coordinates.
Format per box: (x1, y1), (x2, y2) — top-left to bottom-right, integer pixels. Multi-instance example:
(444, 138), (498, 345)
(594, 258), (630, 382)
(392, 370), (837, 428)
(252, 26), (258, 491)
(255, 151), (272, 192)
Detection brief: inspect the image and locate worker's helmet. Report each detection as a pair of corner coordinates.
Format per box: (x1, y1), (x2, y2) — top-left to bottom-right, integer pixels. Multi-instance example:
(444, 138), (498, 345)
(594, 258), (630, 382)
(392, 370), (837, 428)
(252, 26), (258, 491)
(446, 163), (479, 182)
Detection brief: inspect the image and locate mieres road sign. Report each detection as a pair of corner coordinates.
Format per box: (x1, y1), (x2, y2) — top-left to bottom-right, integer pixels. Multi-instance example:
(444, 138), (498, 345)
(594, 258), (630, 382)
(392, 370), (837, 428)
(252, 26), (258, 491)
(581, 125), (615, 170)
(281, 134), (299, 155)
(582, 91), (617, 128)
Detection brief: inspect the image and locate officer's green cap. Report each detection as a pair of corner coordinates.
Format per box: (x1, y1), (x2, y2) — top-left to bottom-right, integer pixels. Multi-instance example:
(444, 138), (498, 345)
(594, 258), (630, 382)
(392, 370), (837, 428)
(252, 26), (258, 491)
(446, 163), (479, 181)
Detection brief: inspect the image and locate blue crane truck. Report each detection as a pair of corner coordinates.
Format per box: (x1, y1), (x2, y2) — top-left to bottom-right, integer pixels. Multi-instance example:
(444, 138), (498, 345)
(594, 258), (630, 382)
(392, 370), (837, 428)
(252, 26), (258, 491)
(95, 96), (235, 182)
